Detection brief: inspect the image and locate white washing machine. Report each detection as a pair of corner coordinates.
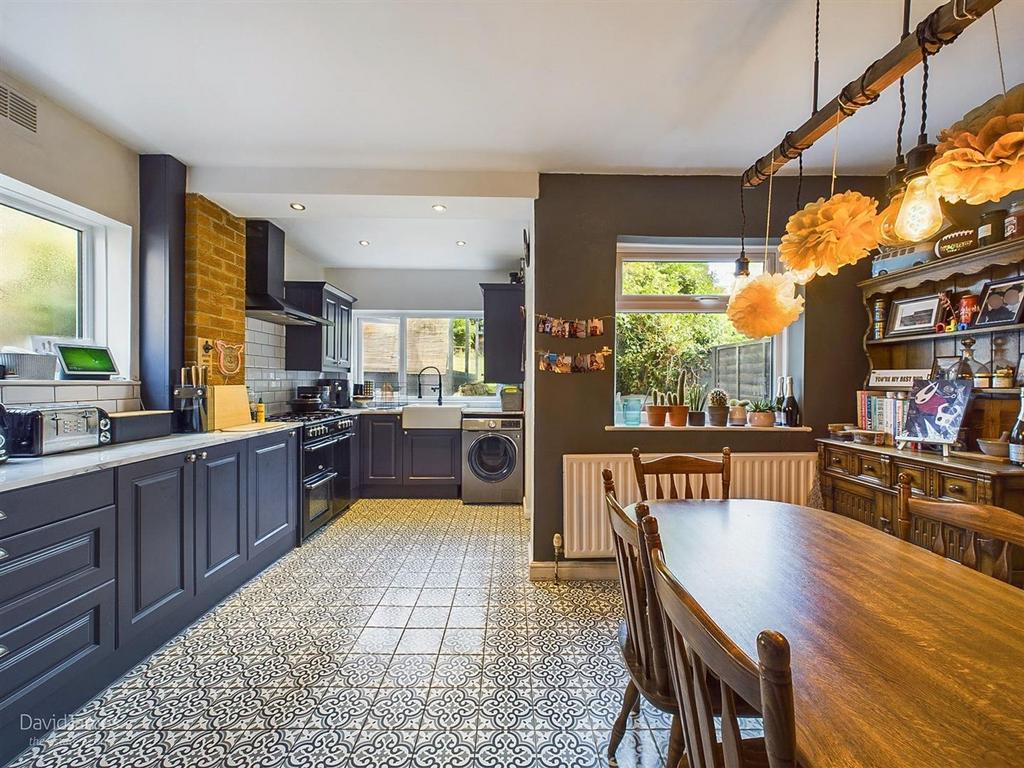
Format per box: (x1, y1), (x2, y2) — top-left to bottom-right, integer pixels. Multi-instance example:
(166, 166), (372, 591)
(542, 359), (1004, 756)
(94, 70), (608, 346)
(461, 416), (524, 504)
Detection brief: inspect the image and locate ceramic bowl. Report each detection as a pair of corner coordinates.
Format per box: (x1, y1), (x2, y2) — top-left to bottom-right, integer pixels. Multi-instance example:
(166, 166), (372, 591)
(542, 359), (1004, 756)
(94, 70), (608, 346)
(977, 439), (1010, 458)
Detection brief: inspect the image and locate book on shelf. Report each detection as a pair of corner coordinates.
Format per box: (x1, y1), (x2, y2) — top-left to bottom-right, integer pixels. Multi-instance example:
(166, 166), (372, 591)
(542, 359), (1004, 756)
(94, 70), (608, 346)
(856, 391), (911, 446)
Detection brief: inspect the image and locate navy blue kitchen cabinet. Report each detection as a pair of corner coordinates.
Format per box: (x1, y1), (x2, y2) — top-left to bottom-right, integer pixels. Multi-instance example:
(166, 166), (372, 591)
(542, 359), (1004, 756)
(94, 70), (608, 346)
(349, 416), (361, 501)
(402, 429), (461, 486)
(248, 429), (298, 557)
(0, 472), (118, 767)
(195, 441), (248, 597)
(361, 414), (403, 485)
(116, 452), (196, 646)
(481, 282), (525, 384)
(284, 281), (356, 372)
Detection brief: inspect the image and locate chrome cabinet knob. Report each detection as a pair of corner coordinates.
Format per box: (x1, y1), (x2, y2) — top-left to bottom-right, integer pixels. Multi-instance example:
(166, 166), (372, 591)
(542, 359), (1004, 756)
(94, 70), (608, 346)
(199, 451), (208, 460)
(0, 548), (7, 560)
(0, 646), (7, 659)
(185, 453), (197, 463)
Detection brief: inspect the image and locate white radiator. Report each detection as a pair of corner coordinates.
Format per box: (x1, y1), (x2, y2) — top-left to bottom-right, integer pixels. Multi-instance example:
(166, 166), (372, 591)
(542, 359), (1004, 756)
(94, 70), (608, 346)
(562, 452), (818, 558)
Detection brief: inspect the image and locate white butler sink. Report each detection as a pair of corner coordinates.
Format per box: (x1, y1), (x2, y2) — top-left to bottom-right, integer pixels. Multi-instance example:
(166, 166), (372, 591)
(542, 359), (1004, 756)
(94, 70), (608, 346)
(402, 404), (463, 429)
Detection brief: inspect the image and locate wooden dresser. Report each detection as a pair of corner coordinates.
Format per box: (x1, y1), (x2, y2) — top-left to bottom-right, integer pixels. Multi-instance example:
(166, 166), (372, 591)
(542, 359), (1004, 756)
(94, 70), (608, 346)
(817, 437), (1024, 535)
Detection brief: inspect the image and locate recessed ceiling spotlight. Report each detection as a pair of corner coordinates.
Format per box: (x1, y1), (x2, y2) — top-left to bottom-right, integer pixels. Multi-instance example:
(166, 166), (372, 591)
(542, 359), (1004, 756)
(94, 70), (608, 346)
(431, 203), (447, 213)
(358, 240), (370, 246)
(289, 202), (306, 211)
(456, 240), (467, 246)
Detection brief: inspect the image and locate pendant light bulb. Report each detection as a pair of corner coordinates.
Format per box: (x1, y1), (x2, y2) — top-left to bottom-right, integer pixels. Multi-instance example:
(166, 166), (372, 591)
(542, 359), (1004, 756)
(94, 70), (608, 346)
(894, 174), (943, 243)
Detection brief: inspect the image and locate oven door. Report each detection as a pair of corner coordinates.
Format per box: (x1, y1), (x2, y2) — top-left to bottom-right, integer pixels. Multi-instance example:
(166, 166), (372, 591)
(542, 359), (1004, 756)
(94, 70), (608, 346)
(303, 470), (338, 528)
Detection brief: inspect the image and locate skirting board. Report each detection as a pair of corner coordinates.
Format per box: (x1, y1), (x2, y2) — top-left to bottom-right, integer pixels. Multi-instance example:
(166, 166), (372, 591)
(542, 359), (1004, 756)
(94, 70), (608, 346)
(529, 559), (618, 581)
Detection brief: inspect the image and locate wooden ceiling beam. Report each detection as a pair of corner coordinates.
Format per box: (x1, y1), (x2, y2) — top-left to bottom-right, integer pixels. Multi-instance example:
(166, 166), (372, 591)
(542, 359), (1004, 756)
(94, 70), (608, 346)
(741, 0), (1002, 189)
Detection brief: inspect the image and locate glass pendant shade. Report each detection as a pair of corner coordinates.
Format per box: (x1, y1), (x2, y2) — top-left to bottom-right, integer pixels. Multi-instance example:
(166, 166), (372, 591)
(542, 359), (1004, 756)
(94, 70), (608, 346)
(894, 174), (944, 242)
(877, 189), (908, 246)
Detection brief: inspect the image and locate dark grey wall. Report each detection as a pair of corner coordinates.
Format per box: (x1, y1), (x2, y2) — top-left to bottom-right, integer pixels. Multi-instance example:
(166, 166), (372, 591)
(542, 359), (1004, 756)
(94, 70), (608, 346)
(532, 173), (884, 560)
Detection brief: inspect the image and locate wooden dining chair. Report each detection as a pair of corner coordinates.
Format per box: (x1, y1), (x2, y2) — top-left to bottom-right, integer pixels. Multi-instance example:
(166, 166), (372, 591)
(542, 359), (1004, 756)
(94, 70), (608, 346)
(897, 473), (1024, 585)
(646, 513), (797, 768)
(602, 469), (685, 767)
(632, 447), (732, 501)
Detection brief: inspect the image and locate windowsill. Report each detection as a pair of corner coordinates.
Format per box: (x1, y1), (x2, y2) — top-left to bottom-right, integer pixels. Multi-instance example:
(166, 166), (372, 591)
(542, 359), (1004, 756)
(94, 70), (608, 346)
(0, 379), (140, 386)
(605, 424), (813, 432)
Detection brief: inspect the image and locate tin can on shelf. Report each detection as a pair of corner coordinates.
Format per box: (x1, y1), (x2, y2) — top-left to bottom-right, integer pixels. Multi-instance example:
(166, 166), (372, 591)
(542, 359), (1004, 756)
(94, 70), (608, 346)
(1005, 199), (1024, 240)
(978, 209), (1007, 247)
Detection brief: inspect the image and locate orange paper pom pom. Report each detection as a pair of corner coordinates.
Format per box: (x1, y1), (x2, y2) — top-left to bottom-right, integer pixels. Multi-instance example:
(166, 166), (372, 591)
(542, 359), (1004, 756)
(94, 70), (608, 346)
(928, 83), (1024, 205)
(727, 273), (805, 339)
(779, 191), (880, 284)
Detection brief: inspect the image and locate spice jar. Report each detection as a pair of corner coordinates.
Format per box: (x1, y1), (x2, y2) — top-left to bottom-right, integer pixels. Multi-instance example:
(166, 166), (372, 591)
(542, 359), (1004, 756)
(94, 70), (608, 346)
(1005, 199), (1024, 240)
(978, 209), (1007, 247)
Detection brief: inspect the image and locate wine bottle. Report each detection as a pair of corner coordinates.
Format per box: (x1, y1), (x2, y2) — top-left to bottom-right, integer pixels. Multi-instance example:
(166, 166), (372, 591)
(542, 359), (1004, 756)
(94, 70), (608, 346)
(1009, 388), (1024, 465)
(782, 377), (801, 428)
(774, 376), (785, 426)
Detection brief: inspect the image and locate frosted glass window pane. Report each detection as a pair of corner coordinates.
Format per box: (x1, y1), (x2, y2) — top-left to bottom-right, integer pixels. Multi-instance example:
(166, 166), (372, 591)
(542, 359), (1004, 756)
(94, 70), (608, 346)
(0, 204), (81, 348)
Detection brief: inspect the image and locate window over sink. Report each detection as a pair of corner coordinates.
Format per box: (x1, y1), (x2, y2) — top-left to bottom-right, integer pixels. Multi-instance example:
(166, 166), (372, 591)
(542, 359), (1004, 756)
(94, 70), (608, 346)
(354, 310), (494, 400)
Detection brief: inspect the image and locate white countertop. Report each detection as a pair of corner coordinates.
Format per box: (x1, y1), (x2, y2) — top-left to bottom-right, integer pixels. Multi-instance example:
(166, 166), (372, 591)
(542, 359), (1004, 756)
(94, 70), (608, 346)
(0, 422), (296, 493)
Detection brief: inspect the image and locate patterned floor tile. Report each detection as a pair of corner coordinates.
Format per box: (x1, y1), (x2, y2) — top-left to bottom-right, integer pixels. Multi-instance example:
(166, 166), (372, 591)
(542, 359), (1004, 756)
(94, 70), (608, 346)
(6, 499), (680, 768)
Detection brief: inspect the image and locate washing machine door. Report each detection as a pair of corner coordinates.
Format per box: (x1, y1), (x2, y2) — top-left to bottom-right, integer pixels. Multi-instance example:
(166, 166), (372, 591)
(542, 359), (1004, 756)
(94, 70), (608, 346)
(467, 433), (518, 483)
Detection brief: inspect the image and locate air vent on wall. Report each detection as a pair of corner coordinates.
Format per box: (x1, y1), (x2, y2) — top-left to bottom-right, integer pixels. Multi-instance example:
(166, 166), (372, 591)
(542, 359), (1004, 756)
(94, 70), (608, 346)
(0, 82), (39, 133)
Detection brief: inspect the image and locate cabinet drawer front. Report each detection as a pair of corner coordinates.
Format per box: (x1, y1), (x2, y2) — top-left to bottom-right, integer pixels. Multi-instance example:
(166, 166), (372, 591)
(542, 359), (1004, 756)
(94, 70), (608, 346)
(937, 473), (977, 502)
(0, 507), (115, 629)
(823, 447), (851, 473)
(855, 455), (887, 484)
(0, 581), (115, 714)
(0, 471), (114, 539)
(893, 463), (927, 494)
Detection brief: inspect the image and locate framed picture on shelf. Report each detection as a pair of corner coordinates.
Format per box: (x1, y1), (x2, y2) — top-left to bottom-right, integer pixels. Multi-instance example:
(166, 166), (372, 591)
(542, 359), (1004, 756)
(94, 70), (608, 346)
(1015, 354), (1024, 386)
(887, 295), (942, 337)
(929, 356), (963, 380)
(974, 276), (1024, 328)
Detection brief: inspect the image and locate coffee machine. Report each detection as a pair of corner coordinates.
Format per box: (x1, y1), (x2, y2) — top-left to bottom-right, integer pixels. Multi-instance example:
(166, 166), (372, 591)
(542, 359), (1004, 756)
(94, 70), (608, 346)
(320, 378), (351, 409)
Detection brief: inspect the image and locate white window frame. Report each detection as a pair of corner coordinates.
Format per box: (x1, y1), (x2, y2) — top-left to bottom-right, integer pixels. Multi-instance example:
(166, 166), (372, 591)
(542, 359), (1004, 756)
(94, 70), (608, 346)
(0, 174), (134, 377)
(614, 240), (789, 381)
(353, 309), (494, 402)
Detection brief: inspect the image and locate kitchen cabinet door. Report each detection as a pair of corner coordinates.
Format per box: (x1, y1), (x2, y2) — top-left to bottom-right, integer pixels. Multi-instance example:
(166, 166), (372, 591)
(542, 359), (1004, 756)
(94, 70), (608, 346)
(248, 430), (298, 557)
(336, 303), (351, 368)
(195, 441), (249, 596)
(117, 452), (195, 646)
(481, 283), (525, 384)
(323, 292), (339, 366)
(402, 429), (461, 485)
(284, 281), (356, 373)
(361, 415), (403, 485)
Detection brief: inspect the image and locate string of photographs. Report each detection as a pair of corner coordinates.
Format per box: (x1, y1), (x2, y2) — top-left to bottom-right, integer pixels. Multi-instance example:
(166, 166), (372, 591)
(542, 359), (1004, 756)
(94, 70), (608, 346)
(536, 314), (606, 338)
(538, 346), (613, 374)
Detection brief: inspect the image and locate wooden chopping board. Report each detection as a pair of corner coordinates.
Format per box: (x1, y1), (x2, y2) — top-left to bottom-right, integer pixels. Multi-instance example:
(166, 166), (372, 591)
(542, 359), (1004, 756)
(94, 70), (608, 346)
(219, 421), (288, 433)
(206, 385), (252, 430)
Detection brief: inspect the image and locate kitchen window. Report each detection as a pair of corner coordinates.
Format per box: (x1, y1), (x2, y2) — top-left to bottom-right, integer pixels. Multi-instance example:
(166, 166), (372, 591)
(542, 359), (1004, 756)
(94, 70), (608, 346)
(0, 176), (133, 375)
(615, 241), (782, 402)
(354, 311), (491, 399)
(0, 201), (90, 348)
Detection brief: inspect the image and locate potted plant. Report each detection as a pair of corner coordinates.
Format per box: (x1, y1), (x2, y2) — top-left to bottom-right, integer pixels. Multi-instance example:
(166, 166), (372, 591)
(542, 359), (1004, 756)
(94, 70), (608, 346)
(686, 383), (708, 426)
(706, 388), (729, 426)
(747, 398), (776, 427)
(666, 393), (689, 427)
(728, 398), (750, 426)
(646, 389), (669, 426)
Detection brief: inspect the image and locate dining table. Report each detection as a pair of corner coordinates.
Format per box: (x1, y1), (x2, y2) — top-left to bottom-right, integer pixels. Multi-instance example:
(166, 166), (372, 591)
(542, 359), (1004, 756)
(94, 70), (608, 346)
(624, 497), (1024, 768)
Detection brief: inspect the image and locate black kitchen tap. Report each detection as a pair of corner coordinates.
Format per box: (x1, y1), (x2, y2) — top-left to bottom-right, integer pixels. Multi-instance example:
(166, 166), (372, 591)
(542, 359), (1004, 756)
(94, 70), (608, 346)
(417, 366), (443, 406)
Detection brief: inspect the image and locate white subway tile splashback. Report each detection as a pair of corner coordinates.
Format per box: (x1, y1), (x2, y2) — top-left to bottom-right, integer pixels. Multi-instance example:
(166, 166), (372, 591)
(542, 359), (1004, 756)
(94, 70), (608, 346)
(2, 386), (56, 404)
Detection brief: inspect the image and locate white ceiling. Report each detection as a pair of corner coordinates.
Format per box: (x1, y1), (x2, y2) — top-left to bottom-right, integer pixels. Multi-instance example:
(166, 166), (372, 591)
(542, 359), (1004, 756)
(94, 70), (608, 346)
(2, 1), (1021, 270)
(2, 0), (1021, 176)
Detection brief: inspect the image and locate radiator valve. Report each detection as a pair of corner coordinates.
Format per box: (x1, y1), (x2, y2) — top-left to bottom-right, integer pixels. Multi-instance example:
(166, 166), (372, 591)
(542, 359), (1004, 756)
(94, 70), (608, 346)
(552, 533), (565, 582)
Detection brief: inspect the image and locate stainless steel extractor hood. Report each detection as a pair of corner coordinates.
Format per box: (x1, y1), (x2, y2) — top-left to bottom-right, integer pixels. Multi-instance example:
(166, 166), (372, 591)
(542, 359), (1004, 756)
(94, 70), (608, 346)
(245, 219), (329, 326)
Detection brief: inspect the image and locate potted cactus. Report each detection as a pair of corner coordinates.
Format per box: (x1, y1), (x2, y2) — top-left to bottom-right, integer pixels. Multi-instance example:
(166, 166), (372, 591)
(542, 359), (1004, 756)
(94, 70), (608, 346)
(706, 387), (729, 426)
(747, 398), (776, 428)
(666, 378), (689, 427)
(727, 398), (750, 426)
(686, 383), (708, 426)
(645, 389), (669, 426)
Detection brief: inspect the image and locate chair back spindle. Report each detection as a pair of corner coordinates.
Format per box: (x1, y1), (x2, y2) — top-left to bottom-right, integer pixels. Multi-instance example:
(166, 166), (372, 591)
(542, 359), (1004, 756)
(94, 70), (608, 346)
(632, 447), (731, 502)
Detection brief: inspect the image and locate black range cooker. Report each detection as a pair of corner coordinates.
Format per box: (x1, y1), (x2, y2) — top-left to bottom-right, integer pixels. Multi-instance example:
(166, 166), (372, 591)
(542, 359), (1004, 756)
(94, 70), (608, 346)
(275, 409), (355, 542)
